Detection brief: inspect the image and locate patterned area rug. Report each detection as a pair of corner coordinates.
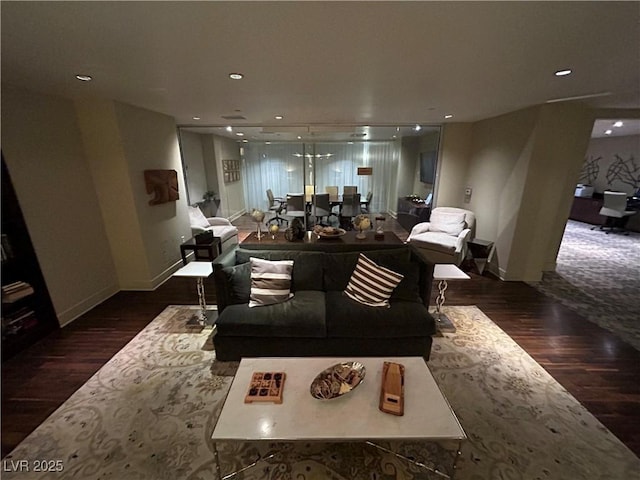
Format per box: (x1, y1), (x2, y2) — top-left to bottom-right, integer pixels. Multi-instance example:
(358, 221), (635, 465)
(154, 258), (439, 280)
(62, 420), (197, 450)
(4, 306), (639, 479)
(530, 220), (640, 351)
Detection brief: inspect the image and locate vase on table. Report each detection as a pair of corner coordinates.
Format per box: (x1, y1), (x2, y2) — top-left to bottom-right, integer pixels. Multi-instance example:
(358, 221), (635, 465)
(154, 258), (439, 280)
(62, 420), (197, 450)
(251, 209), (266, 240)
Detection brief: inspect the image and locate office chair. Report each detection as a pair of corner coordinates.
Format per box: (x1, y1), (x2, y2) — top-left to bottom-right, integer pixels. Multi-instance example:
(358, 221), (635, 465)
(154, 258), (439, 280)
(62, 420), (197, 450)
(343, 186), (358, 195)
(591, 191), (637, 235)
(266, 189), (288, 226)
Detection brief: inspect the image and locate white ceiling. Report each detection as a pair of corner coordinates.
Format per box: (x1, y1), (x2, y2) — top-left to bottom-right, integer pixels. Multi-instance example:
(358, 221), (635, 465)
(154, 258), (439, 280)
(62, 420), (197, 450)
(2, 2), (639, 142)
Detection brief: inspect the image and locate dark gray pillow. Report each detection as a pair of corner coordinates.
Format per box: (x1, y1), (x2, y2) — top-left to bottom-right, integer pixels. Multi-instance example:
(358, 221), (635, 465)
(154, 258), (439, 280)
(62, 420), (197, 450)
(221, 262), (251, 304)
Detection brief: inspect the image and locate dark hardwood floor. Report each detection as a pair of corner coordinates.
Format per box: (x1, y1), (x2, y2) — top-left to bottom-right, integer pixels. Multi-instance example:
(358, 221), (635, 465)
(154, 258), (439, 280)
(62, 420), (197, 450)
(2, 222), (639, 459)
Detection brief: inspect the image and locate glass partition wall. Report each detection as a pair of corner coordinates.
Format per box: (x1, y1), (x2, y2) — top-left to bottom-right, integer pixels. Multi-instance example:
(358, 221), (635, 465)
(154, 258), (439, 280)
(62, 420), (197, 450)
(242, 140), (402, 222)
(178, 125), (440, 230)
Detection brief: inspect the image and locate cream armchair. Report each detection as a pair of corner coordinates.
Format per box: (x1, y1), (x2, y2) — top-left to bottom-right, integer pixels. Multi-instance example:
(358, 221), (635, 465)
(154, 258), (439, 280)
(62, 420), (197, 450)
(407, 207), (475, 265)
(187, 205), (239, 253)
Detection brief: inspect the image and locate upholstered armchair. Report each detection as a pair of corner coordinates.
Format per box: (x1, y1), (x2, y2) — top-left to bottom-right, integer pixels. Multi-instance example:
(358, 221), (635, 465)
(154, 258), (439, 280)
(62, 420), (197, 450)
(407, 207), (476, 265)
(187, 205), (239, 253)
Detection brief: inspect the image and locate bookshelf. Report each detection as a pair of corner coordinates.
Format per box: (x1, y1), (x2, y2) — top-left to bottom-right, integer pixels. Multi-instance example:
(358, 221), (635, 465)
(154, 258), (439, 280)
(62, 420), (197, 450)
(1, 155), (58, 360)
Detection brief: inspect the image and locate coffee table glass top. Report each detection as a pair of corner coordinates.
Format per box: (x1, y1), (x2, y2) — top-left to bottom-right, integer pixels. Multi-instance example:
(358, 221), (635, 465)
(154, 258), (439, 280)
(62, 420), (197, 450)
(212, 357), (465, 442)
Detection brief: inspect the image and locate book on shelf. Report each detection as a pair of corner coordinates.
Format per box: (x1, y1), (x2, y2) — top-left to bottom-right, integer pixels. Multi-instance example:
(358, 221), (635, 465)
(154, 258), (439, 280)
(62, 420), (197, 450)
(2, 281), (35, 303)
(2, 307), (38, 336)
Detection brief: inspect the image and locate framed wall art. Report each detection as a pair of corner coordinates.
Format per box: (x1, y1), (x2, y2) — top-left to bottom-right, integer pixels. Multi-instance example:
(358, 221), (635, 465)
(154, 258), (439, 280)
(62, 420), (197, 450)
(223, 159), (241, 184)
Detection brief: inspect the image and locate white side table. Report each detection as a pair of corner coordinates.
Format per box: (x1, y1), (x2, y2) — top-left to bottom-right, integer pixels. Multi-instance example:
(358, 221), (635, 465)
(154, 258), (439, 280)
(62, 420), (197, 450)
(172, 261), (214, 326)
(433, 264), (470, 333)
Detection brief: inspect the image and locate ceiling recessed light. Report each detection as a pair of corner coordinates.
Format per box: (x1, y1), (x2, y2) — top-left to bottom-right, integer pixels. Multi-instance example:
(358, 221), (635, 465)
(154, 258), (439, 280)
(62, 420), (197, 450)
(275, 115), (284, 120)
(242, 139), (248, 143)
(75, 74), (92, 82)
(297, 136), (302, 140)
(613, 121), (624, 128)
(229, 73), (244, 80)
(444, 114), (453, 119)
(555, 69), (572, 77)
(605, 129), (613, 135)
(226, 126), (233, 132)
(192, 116), (201, 120)
(414, 125), (422, 132)
(235, 132), (244, 136)
(265, 142), (271, 145)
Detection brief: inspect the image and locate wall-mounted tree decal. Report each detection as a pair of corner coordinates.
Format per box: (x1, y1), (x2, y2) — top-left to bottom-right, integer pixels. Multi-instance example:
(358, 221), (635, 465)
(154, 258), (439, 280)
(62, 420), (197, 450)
(605, 154), (639, 189)
(579, 155), (601, 184)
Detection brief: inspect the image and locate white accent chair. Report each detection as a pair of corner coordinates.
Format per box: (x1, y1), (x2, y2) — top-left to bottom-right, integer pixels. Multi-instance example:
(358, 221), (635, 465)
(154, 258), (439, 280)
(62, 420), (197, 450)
(407, 207), (475, 265)
(187, 205), (239, 253)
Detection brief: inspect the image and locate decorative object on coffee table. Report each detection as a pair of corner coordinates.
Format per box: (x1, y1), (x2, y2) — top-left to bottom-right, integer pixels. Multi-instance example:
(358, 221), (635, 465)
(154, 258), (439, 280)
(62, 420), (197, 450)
(284, 218), (305, 241)
(310, 361), (366, 400)
(353, 214), (371, 239)
(244, 371), (286, 404)
(379, 361), (405, 416)
(268, 223), (279, 239)
(250, 209), (265, 240)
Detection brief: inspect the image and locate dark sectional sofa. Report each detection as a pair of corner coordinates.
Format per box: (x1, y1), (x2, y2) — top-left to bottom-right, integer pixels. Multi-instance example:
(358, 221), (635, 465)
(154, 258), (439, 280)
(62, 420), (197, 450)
(211, 245), (436, 361)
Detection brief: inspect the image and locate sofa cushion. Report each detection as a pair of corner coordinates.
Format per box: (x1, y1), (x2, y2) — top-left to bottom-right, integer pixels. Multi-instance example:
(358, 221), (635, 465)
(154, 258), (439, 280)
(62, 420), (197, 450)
(344, 253), (404, 308)
(236, 249), (324, 291)
(221, 262), (251, 304)
(429, 211), (466, 236)
(325, 291), (435, 338)
(217, 290), (326, 338)
(323, 249), (421, 303)
(249, 257), (294, 307)
(210, 225), (239, 243)
(409, 232), (458, 254)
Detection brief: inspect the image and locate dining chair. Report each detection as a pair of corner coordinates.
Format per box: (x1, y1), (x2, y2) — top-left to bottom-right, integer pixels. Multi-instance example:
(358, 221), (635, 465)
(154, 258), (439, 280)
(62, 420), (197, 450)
(325, 186), (339, 202)
(340, 193), (361, 229)
(311, 193), (332, 225)
(591, 191), (637, 235)
(343, 186), (358, 196)
(284, 194), (307, 225)
(360, 191), (373, 213)
(304, 185), (315, 203)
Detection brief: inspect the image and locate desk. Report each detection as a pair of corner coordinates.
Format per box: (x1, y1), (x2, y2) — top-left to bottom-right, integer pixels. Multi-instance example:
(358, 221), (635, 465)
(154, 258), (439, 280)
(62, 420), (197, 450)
(180, 236), (221, 265)
(433, 264), (470, 333)
(172, 262), (216, 326)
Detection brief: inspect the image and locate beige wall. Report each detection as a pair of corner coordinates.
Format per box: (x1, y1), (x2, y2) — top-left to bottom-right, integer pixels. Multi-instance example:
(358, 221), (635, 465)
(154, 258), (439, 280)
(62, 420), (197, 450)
(439, 104), (594, 281)
(1, 85), (119, 325)
(437, 123), (473, 208)
(113, 102), (192, 287)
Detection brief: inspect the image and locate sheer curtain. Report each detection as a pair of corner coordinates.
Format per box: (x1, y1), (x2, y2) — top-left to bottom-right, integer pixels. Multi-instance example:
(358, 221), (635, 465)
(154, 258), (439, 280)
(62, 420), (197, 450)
(243, 141), (400, 214)
(314, 141), (399, 213)
(243, 143), (304, 211)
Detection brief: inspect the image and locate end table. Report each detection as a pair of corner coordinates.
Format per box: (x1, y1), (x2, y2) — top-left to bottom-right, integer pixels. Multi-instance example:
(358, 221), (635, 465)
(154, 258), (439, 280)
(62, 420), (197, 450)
(180, 236), (222, 265)
(433, 264), (470, 333)
(467, 238), (495, 275)
(172, 262), (216, 326)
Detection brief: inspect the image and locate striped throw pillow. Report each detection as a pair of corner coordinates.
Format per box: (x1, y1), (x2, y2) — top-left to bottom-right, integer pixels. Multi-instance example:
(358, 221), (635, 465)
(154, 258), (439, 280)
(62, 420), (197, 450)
(344, 254), (404, 308)
(249, 257), (294, 307)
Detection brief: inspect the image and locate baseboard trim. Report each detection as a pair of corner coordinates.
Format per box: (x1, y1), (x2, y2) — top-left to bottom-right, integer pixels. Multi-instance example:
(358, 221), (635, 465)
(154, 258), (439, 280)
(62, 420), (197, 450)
(57, 284), (119, 327)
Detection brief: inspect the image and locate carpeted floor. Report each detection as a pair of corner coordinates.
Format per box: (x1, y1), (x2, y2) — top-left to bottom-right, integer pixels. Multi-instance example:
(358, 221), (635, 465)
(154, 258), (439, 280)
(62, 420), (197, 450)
(3, 305), (639, 479)
(530, 220), (640, 351)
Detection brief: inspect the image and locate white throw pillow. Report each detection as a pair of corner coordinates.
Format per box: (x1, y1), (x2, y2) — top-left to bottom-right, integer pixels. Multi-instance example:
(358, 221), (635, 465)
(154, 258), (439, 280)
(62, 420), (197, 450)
(249, 257), (294, 307)
(188, 206), (211, 229)
(344, 253), (404, 308)
(430, 211), (466, 236)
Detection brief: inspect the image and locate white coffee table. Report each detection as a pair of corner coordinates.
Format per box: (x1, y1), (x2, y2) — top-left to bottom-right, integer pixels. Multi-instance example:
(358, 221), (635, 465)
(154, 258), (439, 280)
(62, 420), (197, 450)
(212, 356), (466, 479)
(172, 261), (214, 326)
(433, 264), (470, 333)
